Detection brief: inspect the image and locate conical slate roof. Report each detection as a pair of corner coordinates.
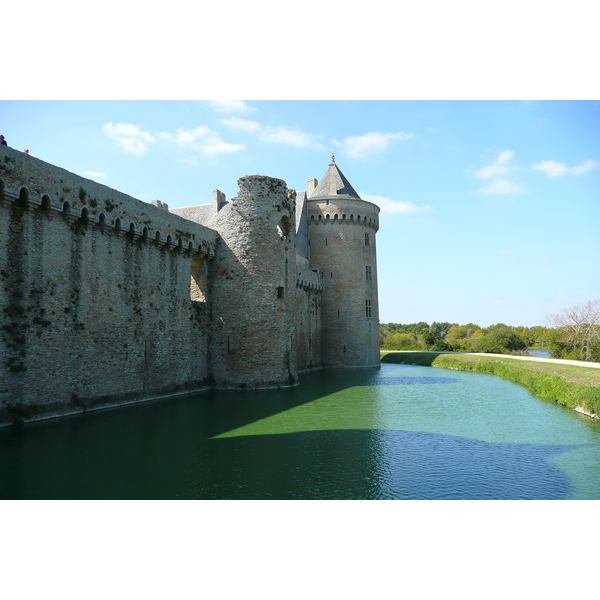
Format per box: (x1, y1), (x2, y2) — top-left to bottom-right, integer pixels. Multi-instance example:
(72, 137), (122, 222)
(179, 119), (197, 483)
(309, 160), (361, 200)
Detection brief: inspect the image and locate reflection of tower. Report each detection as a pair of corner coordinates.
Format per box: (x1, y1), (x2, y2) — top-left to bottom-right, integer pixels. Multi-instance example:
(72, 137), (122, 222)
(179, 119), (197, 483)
(209, 175), (298, 388)
(307, 158), (380, 367)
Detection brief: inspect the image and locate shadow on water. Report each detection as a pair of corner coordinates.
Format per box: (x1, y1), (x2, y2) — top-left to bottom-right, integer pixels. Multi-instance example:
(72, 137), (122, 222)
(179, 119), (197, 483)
(381, 352), (448, 366)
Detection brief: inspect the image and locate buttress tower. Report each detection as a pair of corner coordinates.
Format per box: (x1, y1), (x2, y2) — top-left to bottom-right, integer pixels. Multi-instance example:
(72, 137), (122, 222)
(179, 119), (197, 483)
(307, 157), (380, 367)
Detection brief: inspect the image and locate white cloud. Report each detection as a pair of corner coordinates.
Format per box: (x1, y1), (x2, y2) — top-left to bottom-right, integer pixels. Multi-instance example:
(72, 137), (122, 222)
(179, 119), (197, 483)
(260, 126), (323, 149)
(478, 178), (524, 195)
(361, 193), (431, 214)
(220, 117), (261, 132)
(335, 131), (413, 159)
(158, 126), (246, 156)
(570, 159), (599, 174)
(104, 123), (155, 155)
(158, 126), (212, 148)
(199, 140), (246, 157)
(475, 150), (514, 179)
(210, 100), (256, 113)
(532, 158), (599, 177)
(82, 171), (107, 180)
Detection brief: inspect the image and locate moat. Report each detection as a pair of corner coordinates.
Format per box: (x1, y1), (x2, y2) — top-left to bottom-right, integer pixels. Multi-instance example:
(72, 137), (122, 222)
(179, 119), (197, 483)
(1, 364), (599, 499)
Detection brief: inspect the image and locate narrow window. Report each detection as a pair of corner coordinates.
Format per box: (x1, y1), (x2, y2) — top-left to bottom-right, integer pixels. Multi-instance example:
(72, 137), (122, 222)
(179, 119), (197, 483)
(277, 286), (284, 299)
(325, 238), (328, 245)
(366, 265), (372, 281)
(191, 258), (207, 302)
(330, 272), (333, 278)
(365, 232), (370, 246)
(365, 299), (372, 318)
(277, 215), (291, 239)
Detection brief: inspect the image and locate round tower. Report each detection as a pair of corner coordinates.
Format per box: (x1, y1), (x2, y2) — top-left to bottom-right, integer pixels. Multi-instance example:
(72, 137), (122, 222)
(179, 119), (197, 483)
(307, 158), (380, 367)
(209, 175), (298, 388)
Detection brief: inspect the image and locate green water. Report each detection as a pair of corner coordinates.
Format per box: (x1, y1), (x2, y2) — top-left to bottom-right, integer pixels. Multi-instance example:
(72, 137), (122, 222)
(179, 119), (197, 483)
(1, 364), (599, 499)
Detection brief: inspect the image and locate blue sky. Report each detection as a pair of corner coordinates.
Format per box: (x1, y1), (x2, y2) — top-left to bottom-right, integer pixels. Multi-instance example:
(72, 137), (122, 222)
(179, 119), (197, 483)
(1, 100), (598, 328)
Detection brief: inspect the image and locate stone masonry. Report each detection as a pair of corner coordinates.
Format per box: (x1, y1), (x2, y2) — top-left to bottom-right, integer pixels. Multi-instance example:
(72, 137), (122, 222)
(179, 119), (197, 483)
(0, 145), (379, 424)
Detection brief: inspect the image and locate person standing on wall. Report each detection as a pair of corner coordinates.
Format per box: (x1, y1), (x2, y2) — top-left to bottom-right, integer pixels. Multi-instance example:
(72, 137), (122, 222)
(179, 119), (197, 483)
(0, 135), (7, 146)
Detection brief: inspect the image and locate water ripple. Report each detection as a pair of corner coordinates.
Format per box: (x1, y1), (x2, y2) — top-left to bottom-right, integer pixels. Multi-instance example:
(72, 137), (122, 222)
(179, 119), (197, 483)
(374, 376), (459, 385)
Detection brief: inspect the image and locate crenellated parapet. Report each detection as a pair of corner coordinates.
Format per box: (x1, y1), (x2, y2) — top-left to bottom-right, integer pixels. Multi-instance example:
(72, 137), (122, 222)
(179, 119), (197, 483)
(308, 211), (379, 231)
(307, 199), (379, 232)
(0, 146), (218, 257)
(296, 266), (324, 292)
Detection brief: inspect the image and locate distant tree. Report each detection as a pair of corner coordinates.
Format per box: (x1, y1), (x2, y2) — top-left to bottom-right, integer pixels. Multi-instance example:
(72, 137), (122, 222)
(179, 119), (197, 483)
(546, 299), (600, 362)
(530, 326), (551, 348)
(387, 332), (421, 349)
(446, 324), (480, 351)
(406, 322), (430, 335)
(431, 322), (458, 339)
(469, 324), (528, 354)
(514, 326), (534, 347)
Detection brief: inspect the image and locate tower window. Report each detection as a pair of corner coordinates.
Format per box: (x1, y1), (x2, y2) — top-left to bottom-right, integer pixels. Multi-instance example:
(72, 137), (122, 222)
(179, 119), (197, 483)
(366, 265), (372, 281)
(364, 233), (370, 246)
(325, 238), (328, 245)
(277, 286), (285, 299)
(365, 299), (372, 318)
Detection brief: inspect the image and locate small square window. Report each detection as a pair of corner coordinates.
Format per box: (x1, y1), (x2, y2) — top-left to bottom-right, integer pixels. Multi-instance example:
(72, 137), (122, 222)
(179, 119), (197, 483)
(277, 286), (284, 299)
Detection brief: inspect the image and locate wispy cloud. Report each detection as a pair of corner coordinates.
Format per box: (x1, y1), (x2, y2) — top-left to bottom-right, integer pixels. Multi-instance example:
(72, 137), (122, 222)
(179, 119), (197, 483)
(475, 150), (514, 179)
(474, 150), (523, 195)
(335, 131), (413, 159)
(209, 100), (256, 113)
(260, 126), (323, 149)
(82, 171), (107, 180)
(478, 178), (524, 195)
(104, 123), (155, 155)
(532, 159), (599, 177)
(158, 126), (245, 156)
(220, 117), (261, 132)
(362, 193), (431, 214)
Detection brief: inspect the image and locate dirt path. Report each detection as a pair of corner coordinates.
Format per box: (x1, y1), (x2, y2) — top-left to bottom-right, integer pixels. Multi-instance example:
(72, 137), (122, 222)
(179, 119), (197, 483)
(382, 350), (600, 369)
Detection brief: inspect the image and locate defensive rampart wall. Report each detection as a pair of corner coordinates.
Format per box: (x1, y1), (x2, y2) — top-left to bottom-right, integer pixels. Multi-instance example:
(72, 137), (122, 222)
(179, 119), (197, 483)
(295, 266), (323, 372)
(0, 146), (218, 420)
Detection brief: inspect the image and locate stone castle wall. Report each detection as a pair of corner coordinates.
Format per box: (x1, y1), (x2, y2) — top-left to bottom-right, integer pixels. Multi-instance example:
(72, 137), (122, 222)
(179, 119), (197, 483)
(0, 146), (218, 418)
(295, 266), (323, 372)
(208, 176), (300, 388)
(0, 145), (380, 425)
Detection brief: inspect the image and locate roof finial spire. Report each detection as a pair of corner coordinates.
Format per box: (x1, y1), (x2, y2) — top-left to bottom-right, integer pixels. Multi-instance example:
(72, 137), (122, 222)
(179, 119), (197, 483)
(331, 149), (335, 163)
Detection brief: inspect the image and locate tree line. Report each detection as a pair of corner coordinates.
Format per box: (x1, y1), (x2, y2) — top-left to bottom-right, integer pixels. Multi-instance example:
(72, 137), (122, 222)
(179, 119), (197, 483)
(380, 299), (600, 362)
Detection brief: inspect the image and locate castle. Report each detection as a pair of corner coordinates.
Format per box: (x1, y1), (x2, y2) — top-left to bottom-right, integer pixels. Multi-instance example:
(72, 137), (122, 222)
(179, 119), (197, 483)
(0, 144), (380, 423)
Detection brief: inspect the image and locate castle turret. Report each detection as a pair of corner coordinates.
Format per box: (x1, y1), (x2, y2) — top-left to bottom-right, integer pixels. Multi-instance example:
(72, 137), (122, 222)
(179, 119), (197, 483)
(209, 175), (298, 388)
(307, 158), (380, 367)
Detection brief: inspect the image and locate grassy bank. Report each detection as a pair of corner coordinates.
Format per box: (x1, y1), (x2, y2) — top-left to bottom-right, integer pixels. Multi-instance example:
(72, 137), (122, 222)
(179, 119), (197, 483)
(381, 352), (600, 418)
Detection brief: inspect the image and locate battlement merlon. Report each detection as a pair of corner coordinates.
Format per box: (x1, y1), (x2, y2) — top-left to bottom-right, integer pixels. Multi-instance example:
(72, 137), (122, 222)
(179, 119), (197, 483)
(0, 145), (218, 256)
